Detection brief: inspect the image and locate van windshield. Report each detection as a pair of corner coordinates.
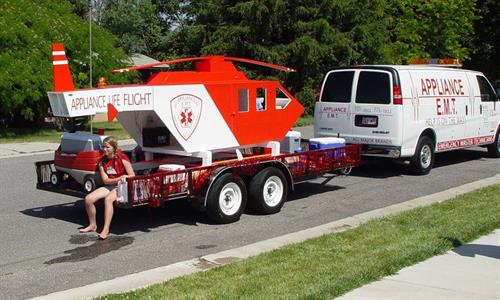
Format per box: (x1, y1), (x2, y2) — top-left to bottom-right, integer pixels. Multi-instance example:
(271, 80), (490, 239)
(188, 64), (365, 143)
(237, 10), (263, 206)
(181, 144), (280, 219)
(320, 71), (354, 103)
(356, 71), (391, 104)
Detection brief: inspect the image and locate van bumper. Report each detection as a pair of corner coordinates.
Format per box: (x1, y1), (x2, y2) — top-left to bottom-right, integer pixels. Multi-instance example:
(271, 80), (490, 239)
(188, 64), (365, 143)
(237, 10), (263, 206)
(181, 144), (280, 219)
(361, 145), (401, 158)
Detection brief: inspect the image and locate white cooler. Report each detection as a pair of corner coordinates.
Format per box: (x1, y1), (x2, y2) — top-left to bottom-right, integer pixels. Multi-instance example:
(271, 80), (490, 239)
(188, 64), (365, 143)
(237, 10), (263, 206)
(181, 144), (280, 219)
(159, 164), (186, 183)
(280, 131), (302, 153)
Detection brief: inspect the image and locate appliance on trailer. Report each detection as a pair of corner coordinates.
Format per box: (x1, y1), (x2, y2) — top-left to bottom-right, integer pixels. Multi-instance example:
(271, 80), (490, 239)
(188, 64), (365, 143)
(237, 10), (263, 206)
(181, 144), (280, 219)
(36, 43), (361, 223)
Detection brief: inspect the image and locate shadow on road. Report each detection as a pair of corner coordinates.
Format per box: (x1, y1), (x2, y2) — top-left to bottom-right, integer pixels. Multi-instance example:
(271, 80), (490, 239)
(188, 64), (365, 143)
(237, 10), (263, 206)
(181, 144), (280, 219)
(289, 180), (345, 201)
(350, 148), (490, 179)
(21, 199), (208, 236)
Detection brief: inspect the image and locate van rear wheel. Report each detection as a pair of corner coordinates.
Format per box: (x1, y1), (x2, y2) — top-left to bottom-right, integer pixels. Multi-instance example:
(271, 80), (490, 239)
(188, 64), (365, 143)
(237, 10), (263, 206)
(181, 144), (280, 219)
(487, 129), (500, 158)
(410, 136), (434, 175)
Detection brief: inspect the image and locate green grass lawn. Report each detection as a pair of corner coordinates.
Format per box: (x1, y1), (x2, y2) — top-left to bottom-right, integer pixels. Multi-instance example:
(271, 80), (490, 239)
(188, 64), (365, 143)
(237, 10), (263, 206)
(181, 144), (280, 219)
(0, 116), (314, 144)
(98, 184), (500, 300)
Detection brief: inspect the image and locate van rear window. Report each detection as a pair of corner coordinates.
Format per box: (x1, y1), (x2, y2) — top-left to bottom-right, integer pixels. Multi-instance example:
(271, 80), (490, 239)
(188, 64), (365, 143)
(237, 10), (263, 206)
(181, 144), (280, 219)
(356, 71), (390, 104)
(320, 71), (354, 103)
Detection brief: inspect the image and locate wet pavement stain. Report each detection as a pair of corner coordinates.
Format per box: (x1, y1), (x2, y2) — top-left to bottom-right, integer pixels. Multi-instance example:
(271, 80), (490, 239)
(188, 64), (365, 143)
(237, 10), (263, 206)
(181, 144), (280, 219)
(195, 244), (217, 250)
(69, 234), (95, 245)
(44, 235), (134, 265)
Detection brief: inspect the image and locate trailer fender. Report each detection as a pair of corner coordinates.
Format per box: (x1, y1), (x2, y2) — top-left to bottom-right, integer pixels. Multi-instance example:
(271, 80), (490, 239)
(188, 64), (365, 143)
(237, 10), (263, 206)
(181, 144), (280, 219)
(251, 161), (294, 192)
(202, 166), (232, 207)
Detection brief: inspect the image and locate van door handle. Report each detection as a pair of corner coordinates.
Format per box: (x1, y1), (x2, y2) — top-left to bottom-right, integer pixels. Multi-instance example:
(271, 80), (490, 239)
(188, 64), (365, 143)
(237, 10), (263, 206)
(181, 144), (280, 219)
(480, 104), (482, 114)
(465, 105), (468, 116)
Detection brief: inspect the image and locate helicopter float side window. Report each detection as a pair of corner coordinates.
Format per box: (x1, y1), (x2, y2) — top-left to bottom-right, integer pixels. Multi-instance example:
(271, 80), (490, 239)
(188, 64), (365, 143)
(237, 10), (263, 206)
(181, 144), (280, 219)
(238, 88), (249, 112)
(256, 88), (267, 111)
(276, 87), (291, 109)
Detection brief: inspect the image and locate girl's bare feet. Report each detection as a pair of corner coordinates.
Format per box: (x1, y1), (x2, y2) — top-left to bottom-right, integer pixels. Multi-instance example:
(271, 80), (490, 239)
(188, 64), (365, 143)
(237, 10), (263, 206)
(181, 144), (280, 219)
(98, 230), (109, 240)
(79, 225), (97, 233)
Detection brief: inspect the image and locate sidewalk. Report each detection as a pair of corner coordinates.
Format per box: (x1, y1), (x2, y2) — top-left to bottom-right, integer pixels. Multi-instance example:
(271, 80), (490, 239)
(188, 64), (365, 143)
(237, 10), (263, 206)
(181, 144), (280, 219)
(337, 229), (500, 300)
(0, 139), (136, 159)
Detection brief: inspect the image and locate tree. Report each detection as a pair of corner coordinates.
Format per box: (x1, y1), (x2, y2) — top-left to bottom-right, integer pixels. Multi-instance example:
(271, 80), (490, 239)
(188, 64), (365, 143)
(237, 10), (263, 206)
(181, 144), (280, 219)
(465, 0), (500, 83)
(384, 0), (476, 64)
(0, 0), (132, 126)
(169, 0), (392, 114)
(101, 0), (166, 56)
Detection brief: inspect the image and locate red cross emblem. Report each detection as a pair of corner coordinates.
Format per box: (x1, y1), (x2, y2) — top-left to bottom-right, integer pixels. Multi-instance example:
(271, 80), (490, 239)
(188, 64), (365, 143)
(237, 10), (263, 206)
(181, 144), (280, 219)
(180, 110), (193, 126)
(171, 94), (202, 140)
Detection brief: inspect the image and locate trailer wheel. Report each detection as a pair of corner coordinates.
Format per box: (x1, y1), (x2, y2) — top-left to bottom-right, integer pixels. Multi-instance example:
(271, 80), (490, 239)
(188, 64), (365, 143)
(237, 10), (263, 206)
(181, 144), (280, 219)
(50, 171), (61, 186)
(410, 136), (434, 175)
(206, 173), (247, 224)
(83, 176), (96, 193)
(487, 128), (500, 158)
(249, 167), (288, 214)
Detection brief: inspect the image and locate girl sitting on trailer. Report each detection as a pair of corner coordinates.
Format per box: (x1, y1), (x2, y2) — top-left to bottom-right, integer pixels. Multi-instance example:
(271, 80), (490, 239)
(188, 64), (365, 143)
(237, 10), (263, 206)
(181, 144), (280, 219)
(79, 136), (135, 240)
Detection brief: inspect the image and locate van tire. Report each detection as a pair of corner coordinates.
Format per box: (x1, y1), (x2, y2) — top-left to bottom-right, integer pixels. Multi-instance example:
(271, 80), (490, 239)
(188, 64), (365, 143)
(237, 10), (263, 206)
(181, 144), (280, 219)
(249, 167), (288, 214)
(410, 136), (434, 175)
(487, 129), (500, 158)
(206, 173), (247, 224)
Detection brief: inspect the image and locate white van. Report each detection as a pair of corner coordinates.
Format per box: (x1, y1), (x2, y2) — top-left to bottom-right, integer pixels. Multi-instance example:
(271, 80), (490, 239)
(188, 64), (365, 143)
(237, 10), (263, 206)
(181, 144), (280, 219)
(314, 65), (500, 174)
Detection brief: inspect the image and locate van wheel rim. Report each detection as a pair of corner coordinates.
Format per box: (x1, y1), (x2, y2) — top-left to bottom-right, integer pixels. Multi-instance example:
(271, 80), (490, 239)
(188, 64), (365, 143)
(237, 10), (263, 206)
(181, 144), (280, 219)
(420, 145), (431, 169)
(219, 182), (242, 216)
(263, 176), (284, 207)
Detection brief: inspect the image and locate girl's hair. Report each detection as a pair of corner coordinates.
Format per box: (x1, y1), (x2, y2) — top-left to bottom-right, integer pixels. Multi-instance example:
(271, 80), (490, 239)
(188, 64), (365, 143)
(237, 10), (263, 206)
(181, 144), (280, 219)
(103, 136), (118, 153)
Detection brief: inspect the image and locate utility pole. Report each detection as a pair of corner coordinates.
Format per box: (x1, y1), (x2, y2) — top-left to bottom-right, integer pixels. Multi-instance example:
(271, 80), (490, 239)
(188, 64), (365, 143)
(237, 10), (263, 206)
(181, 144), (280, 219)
(89, 0), (93, 133)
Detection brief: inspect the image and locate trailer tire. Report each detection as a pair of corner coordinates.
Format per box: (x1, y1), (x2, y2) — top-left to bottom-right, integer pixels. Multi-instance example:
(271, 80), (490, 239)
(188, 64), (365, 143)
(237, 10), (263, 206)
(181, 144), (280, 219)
(249, 167), (288, 214)
(50, 171), (61, 186)
(487, 128), (500, 158)
(206, 173), (247, 224)
(410, 136), (434, 175)
(83, 176), (96, 193)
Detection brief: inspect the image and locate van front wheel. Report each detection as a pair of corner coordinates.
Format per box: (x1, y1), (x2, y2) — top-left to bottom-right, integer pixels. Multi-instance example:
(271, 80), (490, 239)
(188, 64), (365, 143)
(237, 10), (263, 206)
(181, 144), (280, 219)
(487, 129), (500, 158)
(411, 136), (434, 175)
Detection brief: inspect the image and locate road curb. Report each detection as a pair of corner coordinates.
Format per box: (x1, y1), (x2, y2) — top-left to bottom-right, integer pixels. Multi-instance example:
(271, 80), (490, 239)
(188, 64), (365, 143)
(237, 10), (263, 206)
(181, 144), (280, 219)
(31, 173), (500, 300)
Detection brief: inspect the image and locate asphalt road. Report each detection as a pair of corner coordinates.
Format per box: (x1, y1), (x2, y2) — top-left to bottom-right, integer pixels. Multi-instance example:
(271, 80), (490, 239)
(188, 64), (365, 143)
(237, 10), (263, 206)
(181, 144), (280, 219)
(0, 148), (499, 299)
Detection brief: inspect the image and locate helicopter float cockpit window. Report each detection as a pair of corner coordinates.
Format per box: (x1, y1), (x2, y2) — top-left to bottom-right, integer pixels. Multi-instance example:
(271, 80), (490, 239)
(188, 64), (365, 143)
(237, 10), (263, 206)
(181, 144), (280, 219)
(256, 88), (267, 111)
(276, 87), (291, 109)
(238, 88), (249, 112)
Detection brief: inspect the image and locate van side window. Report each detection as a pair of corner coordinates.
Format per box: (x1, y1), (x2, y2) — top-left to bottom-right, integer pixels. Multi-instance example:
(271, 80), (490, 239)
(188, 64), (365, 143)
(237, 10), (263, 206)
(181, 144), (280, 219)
(356, 71), (390, 104)
(320, 71), (354, 103)
(477, 76), (497, 102)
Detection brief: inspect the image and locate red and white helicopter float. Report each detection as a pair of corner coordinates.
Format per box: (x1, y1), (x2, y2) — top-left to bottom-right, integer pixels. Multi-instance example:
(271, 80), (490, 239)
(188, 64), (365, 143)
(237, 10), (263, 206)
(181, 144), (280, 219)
(36, 43), (360, 223)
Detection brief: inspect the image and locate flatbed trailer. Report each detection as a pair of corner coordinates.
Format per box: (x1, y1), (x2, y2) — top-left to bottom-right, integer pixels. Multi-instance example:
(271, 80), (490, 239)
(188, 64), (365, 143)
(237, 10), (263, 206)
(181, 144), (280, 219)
(36, 144), (361, 223)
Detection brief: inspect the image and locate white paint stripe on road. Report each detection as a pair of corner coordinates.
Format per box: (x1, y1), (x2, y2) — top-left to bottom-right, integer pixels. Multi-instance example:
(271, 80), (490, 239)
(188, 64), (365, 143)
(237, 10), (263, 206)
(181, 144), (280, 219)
(30, 173), (500, 300)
